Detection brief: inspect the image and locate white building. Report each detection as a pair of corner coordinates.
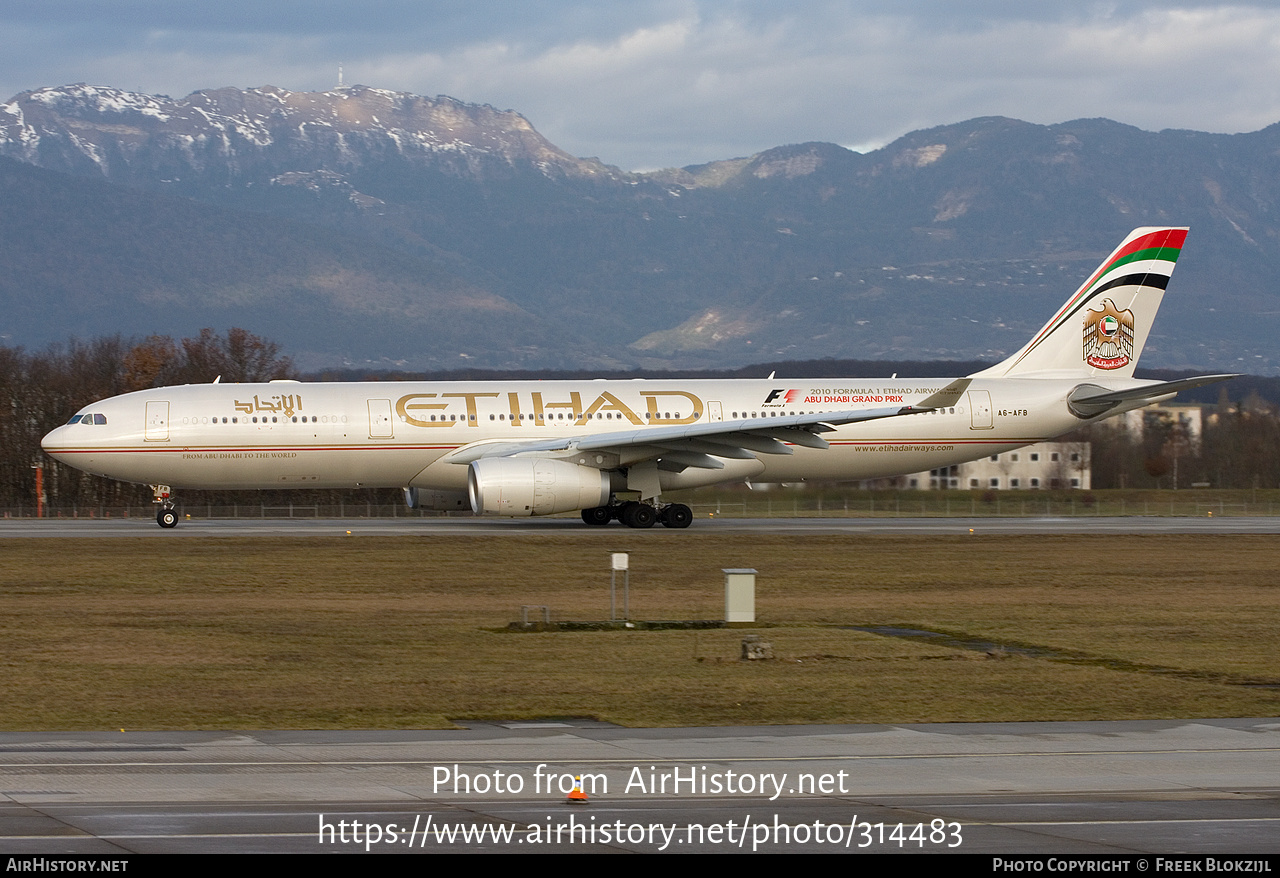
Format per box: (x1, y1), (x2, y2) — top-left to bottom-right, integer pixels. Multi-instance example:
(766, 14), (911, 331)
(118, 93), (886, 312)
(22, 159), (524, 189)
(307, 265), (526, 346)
(1109, 404), (1203, 452)
(906, 441), (1091, 490)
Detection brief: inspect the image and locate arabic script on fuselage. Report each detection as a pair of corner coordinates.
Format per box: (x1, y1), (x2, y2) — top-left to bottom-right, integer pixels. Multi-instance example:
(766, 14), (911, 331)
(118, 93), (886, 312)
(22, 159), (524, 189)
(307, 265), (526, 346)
(233, 394), (301, 417)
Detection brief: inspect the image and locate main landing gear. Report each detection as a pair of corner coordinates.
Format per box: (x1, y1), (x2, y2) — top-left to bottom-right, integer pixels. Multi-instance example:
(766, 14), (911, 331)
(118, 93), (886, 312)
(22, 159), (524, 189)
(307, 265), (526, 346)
(580, 501), (692, 529)
(152, 484), (178, 529)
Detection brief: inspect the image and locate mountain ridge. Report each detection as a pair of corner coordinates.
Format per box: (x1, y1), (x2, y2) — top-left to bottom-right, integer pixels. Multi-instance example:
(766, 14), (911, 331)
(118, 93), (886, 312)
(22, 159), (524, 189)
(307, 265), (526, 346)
(3, 84), (1279, 374)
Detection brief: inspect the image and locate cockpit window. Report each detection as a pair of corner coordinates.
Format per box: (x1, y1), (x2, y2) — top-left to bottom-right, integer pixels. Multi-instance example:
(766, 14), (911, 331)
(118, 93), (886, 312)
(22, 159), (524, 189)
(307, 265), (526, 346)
(67, 415), (83, 424)
(93, 413), (107, 425)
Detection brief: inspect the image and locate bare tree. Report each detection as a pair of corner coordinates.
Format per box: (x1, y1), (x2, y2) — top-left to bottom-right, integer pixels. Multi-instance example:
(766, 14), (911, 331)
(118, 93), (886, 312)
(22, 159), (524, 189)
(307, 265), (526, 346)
(175, 328), (295, 384)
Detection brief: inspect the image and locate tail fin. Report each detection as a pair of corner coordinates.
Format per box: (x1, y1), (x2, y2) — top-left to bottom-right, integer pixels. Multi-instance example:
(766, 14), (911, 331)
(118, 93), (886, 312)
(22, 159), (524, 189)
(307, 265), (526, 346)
(972, 227), (1188, 379)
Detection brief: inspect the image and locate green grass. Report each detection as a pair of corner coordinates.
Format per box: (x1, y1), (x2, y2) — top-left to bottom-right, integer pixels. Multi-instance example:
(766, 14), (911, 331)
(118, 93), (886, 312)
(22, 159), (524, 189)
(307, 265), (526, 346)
(0, 534), (1276, 729)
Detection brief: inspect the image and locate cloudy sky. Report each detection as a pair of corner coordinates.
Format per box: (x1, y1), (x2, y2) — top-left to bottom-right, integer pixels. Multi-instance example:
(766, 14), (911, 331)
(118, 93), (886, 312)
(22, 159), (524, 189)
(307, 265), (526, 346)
(6, 1), (1280, 170)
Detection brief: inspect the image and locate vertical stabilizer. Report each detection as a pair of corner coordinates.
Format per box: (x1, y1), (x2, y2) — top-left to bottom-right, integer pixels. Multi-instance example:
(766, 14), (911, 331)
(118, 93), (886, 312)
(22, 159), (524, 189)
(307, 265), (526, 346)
(972, 227), (1187, 379)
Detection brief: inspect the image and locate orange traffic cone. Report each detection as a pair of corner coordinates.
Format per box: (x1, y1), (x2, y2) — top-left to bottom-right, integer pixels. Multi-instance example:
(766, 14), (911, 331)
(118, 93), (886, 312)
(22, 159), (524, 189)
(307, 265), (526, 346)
(566, 775), (589, 805)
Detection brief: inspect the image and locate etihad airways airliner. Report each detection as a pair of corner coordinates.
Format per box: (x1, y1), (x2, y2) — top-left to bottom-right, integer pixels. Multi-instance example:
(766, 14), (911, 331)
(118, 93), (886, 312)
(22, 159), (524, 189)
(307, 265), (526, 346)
(42, 227), (1231, 529)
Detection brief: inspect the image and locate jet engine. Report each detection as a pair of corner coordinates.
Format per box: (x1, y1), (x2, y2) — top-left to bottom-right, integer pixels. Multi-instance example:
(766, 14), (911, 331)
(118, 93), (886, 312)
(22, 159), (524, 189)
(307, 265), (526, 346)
(467, 458), (611, 517)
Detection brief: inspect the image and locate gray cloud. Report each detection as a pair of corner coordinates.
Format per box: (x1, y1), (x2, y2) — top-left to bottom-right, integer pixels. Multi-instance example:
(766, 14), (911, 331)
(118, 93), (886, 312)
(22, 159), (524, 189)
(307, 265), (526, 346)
(6, 2), (1280, 169)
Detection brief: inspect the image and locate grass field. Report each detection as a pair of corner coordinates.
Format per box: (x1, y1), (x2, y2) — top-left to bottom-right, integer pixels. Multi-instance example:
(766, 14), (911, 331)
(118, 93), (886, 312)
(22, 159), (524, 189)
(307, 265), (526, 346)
(0, 534), (1276, 730)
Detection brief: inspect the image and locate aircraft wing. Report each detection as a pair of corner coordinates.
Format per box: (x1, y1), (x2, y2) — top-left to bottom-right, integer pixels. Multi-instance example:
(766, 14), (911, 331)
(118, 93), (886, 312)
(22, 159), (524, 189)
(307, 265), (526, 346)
(447, 379), (971, 470)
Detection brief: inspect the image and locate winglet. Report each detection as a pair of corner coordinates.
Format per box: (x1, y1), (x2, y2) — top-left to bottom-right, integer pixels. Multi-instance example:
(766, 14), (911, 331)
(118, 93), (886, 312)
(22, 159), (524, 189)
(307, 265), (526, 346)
(912, 378), (971, 410)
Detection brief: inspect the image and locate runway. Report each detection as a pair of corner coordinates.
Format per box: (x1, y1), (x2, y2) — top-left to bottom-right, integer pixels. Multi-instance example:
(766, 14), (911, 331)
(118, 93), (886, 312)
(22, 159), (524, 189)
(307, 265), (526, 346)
(3, 515), (1280, 537)
(1, 719), (1277, 854)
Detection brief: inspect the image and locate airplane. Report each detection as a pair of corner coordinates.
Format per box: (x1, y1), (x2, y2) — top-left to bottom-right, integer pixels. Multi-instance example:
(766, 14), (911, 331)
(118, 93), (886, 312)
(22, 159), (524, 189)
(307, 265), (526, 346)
(41, 226), (1233, 529)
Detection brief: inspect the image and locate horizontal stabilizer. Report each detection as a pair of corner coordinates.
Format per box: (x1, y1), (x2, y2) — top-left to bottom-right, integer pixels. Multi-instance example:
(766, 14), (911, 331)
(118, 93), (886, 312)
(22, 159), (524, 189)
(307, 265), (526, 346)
(1068, 374), (1237, 417)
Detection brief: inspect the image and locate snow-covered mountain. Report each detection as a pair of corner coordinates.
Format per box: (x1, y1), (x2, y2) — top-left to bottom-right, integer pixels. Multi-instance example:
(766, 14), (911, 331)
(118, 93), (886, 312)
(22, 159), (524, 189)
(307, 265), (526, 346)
(0, 83), (621, 193)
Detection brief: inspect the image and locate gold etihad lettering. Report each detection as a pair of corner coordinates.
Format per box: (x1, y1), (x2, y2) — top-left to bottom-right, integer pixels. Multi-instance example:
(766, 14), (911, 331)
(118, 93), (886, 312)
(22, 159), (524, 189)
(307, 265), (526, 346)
(641, 390), (703, 425)
(533, 391), (581, 426)
(397, 393), (449, 427)
(397, 392), (500, 427)
(579, 391), (644, 425)
(443, 392), (499, 424)
(394, 390), (706, 428)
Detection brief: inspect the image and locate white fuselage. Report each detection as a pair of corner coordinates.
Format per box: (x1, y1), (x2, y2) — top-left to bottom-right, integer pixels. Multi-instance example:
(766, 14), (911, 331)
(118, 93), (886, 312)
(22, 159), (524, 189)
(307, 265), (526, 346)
(39, 375), (1140, 495)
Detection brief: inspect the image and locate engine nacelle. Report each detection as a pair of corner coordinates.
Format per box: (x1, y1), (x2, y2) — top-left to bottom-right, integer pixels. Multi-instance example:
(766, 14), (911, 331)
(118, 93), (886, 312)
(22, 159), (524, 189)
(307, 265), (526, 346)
(468, 458), (611, 517)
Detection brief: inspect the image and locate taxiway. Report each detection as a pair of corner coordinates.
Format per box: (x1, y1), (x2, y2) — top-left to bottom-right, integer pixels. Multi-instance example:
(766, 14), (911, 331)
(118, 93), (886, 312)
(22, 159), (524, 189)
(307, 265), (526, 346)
(1, 719), (1277, 853)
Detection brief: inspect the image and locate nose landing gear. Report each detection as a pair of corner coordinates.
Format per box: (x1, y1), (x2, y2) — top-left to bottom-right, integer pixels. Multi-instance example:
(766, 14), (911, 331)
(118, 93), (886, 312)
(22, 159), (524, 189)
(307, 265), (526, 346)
(151, 485), (178, 528)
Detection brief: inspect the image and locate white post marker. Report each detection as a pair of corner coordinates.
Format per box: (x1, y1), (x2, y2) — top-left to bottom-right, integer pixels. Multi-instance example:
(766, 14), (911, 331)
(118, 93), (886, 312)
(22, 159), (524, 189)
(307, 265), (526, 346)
(610, 553), (629, 621)
(723, 568), (757, 624)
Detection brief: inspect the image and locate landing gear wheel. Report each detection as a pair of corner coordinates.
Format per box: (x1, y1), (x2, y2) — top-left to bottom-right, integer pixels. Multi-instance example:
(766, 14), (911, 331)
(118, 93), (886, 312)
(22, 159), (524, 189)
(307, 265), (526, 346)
(620, 502), (656, 529)
(660, 503), (692, 529)
(157, 507), (178, 529)
(581, 506), (612, 526)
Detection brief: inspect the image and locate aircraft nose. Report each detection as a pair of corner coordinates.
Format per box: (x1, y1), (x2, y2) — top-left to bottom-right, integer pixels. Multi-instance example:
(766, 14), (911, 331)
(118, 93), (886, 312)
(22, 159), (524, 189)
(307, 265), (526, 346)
(41, 424), (72, 456)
